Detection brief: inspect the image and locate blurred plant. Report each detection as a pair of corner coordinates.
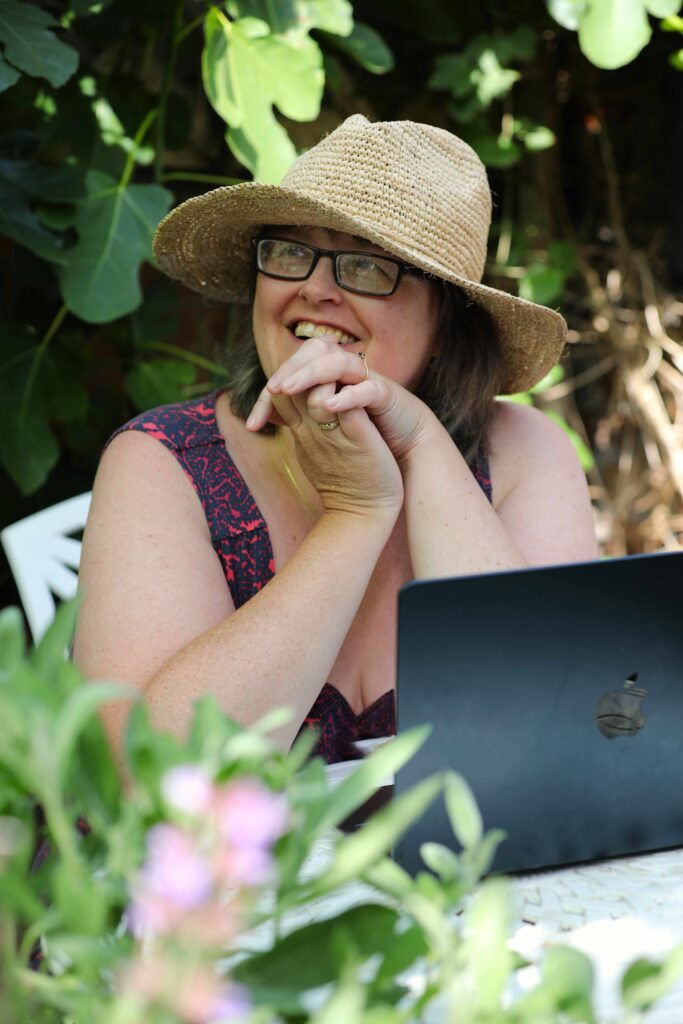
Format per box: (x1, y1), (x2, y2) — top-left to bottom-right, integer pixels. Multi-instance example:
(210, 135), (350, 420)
(547, 0), (683, 69)
(2, 601), (683, 1023)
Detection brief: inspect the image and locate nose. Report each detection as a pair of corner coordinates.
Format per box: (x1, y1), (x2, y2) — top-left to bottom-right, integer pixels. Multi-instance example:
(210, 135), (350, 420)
(298, 253), (343, 305)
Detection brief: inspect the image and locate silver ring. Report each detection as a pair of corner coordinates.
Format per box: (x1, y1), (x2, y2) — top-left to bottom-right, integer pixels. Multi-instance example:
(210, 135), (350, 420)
(318, 418), (340, 431)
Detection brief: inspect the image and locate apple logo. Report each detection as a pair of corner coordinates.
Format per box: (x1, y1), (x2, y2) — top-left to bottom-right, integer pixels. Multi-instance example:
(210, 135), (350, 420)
(596, 673), (647, 739)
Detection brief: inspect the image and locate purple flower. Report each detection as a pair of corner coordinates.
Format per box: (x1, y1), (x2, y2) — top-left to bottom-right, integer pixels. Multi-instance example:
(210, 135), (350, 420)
(215, 780), (289, 851)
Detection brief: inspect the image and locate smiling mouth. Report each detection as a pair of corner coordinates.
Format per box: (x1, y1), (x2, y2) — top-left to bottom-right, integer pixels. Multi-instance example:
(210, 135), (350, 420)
(290, 321), (359, 345)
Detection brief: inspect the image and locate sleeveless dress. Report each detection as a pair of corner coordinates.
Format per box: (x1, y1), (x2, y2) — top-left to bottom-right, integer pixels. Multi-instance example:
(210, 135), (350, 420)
(108, 390), (493, 763)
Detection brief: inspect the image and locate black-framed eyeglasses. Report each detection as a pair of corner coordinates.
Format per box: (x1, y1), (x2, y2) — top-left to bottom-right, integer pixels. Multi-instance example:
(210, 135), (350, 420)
(254, 236), (424, 297)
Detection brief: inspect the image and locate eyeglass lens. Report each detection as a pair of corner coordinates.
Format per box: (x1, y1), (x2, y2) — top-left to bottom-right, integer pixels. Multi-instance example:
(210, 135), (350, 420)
(256, 238), (401, 296)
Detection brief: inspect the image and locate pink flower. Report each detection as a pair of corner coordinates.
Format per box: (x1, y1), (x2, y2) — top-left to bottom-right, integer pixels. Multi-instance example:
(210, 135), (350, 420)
(129, 824), (213, 936)
(162, 765), (214, 816)
(214, 779), (289, 851)
(143, 824), (212, 907)
(214, 843), (275, 888)
(175, 968), (250, 1024)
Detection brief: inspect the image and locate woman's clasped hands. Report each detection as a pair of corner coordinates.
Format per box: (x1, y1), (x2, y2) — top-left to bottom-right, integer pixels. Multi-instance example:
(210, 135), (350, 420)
(246, 335), (441, 516)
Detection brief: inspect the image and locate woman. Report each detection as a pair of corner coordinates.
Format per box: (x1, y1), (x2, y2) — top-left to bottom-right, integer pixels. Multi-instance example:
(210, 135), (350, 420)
(74, 115), (598, 764)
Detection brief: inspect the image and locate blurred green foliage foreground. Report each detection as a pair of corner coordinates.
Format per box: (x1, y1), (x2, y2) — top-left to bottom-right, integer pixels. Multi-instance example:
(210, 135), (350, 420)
(1, 599), (683, 1023)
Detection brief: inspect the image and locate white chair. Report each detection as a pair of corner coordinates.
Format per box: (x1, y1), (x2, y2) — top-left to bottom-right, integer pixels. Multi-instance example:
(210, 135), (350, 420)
(1, 492), (92, 643)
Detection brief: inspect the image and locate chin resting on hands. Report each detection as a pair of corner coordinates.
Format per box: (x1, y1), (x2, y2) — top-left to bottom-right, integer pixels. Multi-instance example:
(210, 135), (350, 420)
(247, 336), (443, 463)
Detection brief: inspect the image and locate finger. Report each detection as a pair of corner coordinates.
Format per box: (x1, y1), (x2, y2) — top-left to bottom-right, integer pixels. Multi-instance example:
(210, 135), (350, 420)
(305, 381), (338, 422)
(246, 385), (281, 430)
(278, 348), (368, 395)
(324, 378), (392, 416)
(267, 335), (342, 392)
(270, 390), (302, 430)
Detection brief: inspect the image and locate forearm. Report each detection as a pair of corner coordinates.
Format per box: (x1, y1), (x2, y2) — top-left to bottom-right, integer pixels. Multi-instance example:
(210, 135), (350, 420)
(401, 432), (527, 579)
(107, 506), (398, 753)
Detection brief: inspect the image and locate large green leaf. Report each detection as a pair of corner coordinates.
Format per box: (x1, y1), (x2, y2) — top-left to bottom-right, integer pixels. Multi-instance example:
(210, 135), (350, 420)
(0, 177), (69, 264)
(59, 170), (172, 323)
(124, 358), (197, 411)
(546, 0), (588, 30)
(0, 48), (19, 91)
(0, 326), (89, 494)
(323, 22), (395, 72)
(233, 904), (397, 996)
(203, 11), (324, 182)
(645, 0), (682, 14)
(227, 0), (353, 35)
(0, 3), (79, 88)
(578, 0), (652, 68)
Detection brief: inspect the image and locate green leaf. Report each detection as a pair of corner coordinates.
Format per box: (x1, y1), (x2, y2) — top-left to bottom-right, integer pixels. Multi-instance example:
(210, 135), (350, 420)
(0, 48), (20, 92)
(373, 922), (429, 989)
(443, 771), (483, 849)
(54, 681), (136, 788)
(461, 878), (512, 1011)
(226, 0), (353, 36)
(202, 9), (324, 181)
(578, 0), (651, 69)
(324, 22), (394, 73)
(519, 263), (565, 305)
(1, 398), (60, 495)
(58, 170), (172, 323)
(124, 358), (197, 411)
(313, 725), (432, 834)
(671, 47), (683, 67)
(644, 0), (682, 15)
(622, 946), (683, 1009)
(662, 14), (683, 30)
(546, 0), (588, 30)
(33, 598), (79, 669)
(0, 3), (79, 88)
(0, 607), (25, 672)
(233, 904), (397, 995)
(419, 841), (460, 881)
(530, 363), (565, 393)
(466, 131), (522, 168)
(541, 945), (596, 1021)
(461, 827), (507, 879)
(313, 774), (442, 891)
(522, 126), (556, 150)
(0, 176), (68, 264)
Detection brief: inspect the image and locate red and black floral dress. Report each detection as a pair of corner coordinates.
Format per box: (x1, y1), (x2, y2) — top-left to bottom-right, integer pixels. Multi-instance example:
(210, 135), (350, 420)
(109, 390), (492, 763)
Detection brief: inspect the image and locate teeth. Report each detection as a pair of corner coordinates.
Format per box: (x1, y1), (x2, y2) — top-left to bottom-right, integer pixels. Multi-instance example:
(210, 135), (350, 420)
(292, 321), (357, 345)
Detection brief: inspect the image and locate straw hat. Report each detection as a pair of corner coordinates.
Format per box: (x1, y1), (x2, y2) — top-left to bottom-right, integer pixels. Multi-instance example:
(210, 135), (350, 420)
(153, 114), (566, 394)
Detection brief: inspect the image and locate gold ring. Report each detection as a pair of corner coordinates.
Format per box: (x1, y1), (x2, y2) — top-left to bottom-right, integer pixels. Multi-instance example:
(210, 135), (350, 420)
(357, 351), (369, 382)
(318, 418), (340, 431)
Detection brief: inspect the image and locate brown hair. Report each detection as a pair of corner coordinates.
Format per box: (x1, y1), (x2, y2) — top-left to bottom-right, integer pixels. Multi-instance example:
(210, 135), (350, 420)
(220, 279), (504, 466)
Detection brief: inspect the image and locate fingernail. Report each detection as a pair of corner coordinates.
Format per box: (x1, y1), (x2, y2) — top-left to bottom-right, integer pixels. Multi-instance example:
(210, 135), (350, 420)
(246, 413), (256, 428)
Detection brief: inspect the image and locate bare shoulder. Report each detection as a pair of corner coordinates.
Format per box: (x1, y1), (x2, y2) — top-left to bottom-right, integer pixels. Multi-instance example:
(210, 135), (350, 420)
(488, 400), (598, 564)
(75, 428), (234, 689)
(488, 400), (583, 504)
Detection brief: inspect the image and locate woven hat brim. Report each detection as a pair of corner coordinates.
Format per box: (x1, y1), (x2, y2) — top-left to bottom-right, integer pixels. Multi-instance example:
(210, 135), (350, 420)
(154, 183), (566, 395)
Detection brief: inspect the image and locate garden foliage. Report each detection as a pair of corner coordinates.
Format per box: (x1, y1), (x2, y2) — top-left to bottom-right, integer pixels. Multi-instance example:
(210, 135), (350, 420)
(2, 600), (683, 1023)
(1, 0), (682, 512)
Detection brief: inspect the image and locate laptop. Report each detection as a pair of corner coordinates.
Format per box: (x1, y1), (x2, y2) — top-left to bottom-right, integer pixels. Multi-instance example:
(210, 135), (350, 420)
(394, 551), (683, 875)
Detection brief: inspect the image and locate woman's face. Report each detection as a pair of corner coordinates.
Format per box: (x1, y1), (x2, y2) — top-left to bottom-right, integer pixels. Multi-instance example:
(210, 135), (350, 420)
(252, 226), (440, 390)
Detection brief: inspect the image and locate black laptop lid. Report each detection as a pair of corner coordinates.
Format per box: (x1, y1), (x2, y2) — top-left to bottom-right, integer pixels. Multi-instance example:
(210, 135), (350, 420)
(395, 552), (683, 874)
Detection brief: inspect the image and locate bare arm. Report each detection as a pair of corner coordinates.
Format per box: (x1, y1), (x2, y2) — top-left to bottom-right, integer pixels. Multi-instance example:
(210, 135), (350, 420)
(74, 414), (400, 760)
(400, 401), (599, 577)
